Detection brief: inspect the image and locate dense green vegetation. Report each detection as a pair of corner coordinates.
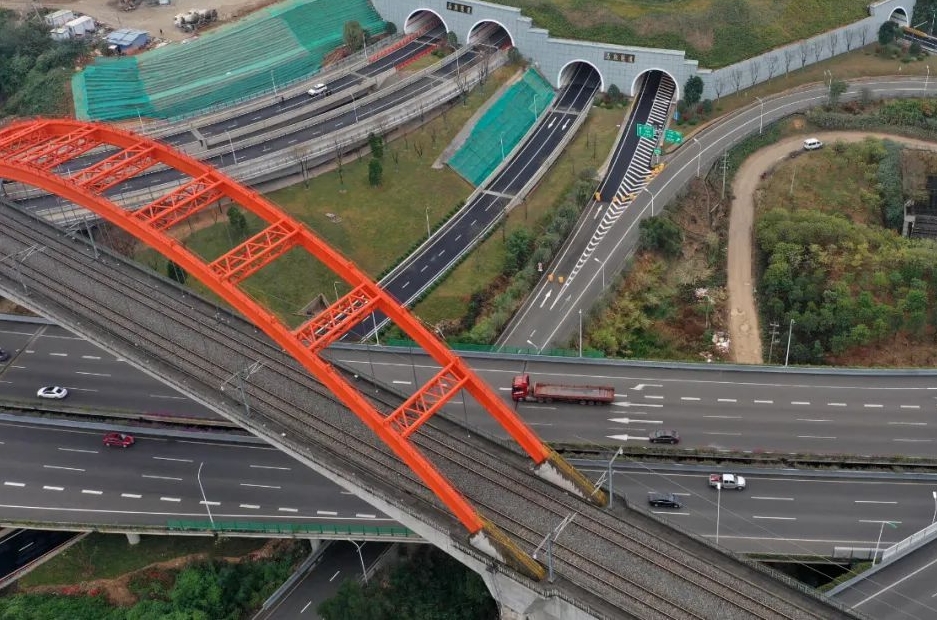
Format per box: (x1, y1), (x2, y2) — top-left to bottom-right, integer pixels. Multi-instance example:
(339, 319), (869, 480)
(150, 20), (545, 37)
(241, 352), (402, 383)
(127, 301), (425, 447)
(318, 546), (496, 620)
(0, 544), (303, 619)
(0, 9), (87, 117)
(493, 0), (868, 67)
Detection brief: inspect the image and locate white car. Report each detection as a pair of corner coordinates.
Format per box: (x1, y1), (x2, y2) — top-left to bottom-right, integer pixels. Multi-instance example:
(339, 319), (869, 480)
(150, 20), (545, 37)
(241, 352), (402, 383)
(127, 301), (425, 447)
(803, 138), (823, 151)
(307, 83), (330, 97)
(37, 386), (68, 399)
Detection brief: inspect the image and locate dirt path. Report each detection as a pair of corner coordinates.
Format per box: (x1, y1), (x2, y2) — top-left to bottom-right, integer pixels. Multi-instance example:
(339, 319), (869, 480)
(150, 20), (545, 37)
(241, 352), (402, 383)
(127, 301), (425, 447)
(727, 131), (937, 365)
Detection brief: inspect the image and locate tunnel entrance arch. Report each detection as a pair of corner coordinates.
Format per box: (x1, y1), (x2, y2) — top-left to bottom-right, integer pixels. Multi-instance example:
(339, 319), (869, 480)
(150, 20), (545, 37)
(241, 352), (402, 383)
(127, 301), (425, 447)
(467, 19), (514, 48)
(403, 8), (448, 34)
(557, 60), (603, 93)
(628, 68), (679, 100)
(889, 6), (910, 26)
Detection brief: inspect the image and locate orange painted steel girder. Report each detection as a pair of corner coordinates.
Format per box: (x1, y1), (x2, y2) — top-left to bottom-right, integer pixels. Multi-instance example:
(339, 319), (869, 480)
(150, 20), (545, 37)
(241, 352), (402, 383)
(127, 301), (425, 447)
(0, 118), (556, 535)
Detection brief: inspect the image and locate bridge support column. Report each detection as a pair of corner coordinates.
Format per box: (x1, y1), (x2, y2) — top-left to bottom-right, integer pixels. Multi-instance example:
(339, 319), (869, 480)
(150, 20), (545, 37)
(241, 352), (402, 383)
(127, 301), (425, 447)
(126, 533), (141, 545)
(481, 569), (599, 620)
(309, 539), (321, 553)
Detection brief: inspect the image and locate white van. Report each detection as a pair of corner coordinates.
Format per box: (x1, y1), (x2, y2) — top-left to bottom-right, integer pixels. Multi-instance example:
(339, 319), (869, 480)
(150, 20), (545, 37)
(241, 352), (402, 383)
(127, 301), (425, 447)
(803, 138), (823, 151)
(307, 83), (330, 97)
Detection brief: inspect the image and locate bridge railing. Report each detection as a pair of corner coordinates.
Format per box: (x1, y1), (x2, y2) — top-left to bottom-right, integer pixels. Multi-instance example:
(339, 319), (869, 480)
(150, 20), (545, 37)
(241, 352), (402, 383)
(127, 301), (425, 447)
(166, 520), (419, 538)
(881, 519), (937, 564)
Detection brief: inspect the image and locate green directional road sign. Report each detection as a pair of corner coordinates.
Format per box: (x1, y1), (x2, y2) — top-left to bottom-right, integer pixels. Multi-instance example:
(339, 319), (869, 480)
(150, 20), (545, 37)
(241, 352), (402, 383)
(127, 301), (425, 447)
(636, 123), (655, 139)
(664, 129), (683, 144)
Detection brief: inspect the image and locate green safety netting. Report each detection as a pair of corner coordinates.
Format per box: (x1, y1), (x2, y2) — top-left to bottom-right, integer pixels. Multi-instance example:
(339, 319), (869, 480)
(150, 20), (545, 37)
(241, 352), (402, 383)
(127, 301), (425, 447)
(448, 69), (555, 187)
(73, 0), (384, 121)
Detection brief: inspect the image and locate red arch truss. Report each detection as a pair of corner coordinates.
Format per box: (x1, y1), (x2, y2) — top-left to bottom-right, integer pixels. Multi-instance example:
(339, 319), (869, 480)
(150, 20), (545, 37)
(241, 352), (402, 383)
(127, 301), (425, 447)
(0, 119), (603, 564)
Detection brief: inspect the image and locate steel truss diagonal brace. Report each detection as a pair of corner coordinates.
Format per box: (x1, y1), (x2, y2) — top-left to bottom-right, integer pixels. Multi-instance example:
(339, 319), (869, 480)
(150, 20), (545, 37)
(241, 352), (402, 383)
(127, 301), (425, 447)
(15, 127), (101, 170)
(293, 285), (376, 352)
(132, 175), (225, 231)
(0, 121), (51, 154)
(71, 142), (158, 194)
(208, 220), (299, 284)
(386, 363), (467, 438)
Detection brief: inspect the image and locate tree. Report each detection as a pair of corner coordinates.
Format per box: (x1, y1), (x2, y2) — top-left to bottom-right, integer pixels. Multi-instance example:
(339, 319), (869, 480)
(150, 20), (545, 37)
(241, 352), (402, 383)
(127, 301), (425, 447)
(783, 48), (796, 75)
(828, 79), (848, 107)
(798, 41), (809, 69)
(368, 132), (384, 159)
(167, 260), (187, 284)
(504, 229), (533, 273)
(827, 31), (840, 58)
(446, 30), (458, 50)
(729, 66), (744, 93)
(910, 41), (923, 57)
(765, 55), (779, 80)
(227, 205), (249, 239)
(343, 20), (365, 51)
(683, 75), (703, 106)
(844, 29), (856, 52)
(638, 217), (682, 258)
(713, 76), (726, 100)
(747, 59), (761, 87)
(606, 83), (625, 105)
(368, 158), (382, 186)
(878, 20), (899, 46)
(385, 21), (397, 36)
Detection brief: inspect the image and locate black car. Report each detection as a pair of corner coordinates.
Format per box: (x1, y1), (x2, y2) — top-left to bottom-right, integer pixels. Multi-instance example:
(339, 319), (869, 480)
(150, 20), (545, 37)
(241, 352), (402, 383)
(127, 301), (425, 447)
(649, 429), (680, 444)
(0, 349), (9, 362)
(648, 492), (683, 509)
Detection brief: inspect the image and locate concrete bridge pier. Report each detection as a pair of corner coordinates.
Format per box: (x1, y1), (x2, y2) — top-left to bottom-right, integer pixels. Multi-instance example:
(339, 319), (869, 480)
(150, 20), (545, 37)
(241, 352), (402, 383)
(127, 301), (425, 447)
(126, 533), (141, 545)
(481, 568), (601, 620)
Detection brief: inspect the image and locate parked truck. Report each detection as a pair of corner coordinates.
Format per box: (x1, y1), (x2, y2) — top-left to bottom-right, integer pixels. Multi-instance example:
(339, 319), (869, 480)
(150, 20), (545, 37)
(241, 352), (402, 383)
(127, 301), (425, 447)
(709, 473), (746, 490)
(511, 374), (615, 405)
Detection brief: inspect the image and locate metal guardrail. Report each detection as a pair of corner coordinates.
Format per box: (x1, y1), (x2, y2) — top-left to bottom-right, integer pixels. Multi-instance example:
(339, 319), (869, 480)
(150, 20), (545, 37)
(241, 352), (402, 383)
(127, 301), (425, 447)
(881, 520), (937, 563)
(166, 520), (418, 537)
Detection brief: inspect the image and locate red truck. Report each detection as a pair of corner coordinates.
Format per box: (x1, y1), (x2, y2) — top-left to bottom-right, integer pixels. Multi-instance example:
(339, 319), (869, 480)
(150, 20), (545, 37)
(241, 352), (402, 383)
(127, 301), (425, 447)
(511, 374), (615, 405)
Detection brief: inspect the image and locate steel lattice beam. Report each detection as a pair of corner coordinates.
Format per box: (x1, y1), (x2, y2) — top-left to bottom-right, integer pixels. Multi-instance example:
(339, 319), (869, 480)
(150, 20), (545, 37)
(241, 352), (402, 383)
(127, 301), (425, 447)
(0, 119), (605, 581)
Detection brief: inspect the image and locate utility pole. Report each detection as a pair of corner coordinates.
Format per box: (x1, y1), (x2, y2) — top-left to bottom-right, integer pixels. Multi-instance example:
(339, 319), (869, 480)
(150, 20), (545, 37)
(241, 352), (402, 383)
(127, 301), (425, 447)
(784, 318), (795, 367)
(721, 151), (729, 199)
(767, 321), (780, 364)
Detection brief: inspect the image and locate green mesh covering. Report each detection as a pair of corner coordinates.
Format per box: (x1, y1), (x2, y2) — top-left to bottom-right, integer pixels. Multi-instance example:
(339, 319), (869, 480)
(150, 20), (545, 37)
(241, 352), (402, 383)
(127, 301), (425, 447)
(74, 0), (385, 121)
(448, 69), (555, 187)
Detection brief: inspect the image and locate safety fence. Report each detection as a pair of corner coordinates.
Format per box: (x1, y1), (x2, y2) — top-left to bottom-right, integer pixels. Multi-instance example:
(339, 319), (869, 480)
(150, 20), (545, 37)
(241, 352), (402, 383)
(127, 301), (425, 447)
(383, 338), (606, 359)
(74, 0), (385, 121)
(166, 520), (418, 537)
(448, 68), (554, 186)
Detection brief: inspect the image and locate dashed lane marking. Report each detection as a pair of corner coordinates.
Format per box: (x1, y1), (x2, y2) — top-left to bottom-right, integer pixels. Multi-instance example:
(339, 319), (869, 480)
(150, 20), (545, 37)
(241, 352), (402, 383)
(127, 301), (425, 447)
(81, 489), (103, 495)
(4, 482), (25, 487)
(249, 465), (291, 471)
(278, 507), (298, 513)
(59, 448), (97, 454)
(754, 400), (773, 404)
(160, 497), (181, 502)
(43, 486), (64, 491)
(43, 465), (84, 472)
(142, 475), (183, 481)
(153, 457), (193, 463)
(241, 483), (281, 489)
(240, 504), (260, 509)
(121, 493), (142, 499)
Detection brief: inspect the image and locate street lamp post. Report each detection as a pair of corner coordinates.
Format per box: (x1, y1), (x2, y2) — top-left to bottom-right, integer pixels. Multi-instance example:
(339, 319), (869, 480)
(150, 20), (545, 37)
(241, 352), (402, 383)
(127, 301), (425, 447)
(642, 186), (655, 216)
(351, 93), (359, 123)
(578, 309), (583, 357)
(873, 520), (897, 565)
(692, 137), (702, 178)
(347, 540), (369, 584)
(196, 461), (215, 528)
(715, 482), (722, 545)
(225, 131), (238, 165)
(593, 257), (605, 288)
(755, 96), (764, 135)
(533, 513), (576, 583)
(136, 107), (145, 133)
(333, 281), (341, 303)
(270, 69), (278, 99)
(425, 206), (431, 238)
(927, 65), (931, 93)
(606, 447), (623, 509)
(784, 318), (795, 367)
(823, 70), (833, 98)
(500, 132), (506, 161)
(532, 93), (539, 120)
(931, 491), (937, 524)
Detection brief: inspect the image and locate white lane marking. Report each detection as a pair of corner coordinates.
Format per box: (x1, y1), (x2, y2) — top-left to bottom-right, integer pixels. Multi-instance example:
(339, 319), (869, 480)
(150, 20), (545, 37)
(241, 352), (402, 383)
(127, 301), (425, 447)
(153, 457), (194, 463)
(59, 448), (97, 454)
(680, 397), (700, 401)
(392, 380), (411, 385)
(651, 511), (689, 516)
(797, 419), (831, 423)
(43, 486), (64, 491)
(751, 497), (794, 501)
(19, 542), (33, 552)
(356, 513), (376, 519)
(142, 475), (183, 481)
(797, 435), (837, 439)
(753, 515), (796, 520)
(859, 519), (902, 524)
(900, 405), (921, 409)
(302, 600), (313, 612)
(200, 501), (221, 506)
(704, 432), (742, 436)
(894, 438), (932, 443)
(851, 554), (937, 608)
(887, 422), (927, 426)
(160, 497), (182, 502)
(241, 483), (281, 489)
(717, 398), (737, 403)
(149, 394), (187, 400)
(827, 403), (847, 407)
(791, 401), (810, 405)
(121, 493), (142, 499)
(75, 371), (110, 377)
(81, 489), (103, 495)
(278, 507), (298, 513)
(855, 500), (897, 505)
(249, 465), (292, 471)
(4, 482), (25, 487)
(864, 404), (883, 408)
(317, 510), (338, 516)
(606, 434), (650, 441)
(704, 415), (742, 419)
(43, 465), (85, 472)
(644, 395), (664, 400)
(81, 355), (101, 360)
(50, 352), (68, 357)
(239, 504), (260, 509)
(754, 400), (773, 404)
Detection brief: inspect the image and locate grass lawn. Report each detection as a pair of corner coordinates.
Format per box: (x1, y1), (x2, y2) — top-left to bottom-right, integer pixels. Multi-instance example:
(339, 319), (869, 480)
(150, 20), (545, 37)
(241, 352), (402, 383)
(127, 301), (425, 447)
(19, 534), (269, 587)
(493, 0), (870, 67)
(140, 67), (515, 325)
(414, 105), (627, 326)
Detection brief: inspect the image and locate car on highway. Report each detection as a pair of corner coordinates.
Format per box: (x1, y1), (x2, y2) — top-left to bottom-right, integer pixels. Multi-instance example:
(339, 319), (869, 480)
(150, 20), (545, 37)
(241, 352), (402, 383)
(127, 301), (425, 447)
(649, 429), (680, 444)
(647, 492), (683, 509)
(103, 432), (135, 448)
(36, 386), (68, 399)
(803, 138), (823, 150)
(0, 348), (9, 362)
(307, 83), (330, 98)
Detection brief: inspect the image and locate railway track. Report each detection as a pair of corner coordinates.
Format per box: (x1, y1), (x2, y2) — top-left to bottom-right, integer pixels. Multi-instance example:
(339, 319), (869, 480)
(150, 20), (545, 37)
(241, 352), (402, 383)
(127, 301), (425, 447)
(0, 203), (857, 620)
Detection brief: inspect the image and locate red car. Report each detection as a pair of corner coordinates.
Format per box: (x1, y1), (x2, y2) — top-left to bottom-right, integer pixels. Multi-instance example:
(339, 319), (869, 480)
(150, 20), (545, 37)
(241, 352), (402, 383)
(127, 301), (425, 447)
(103, 432), (135, 448)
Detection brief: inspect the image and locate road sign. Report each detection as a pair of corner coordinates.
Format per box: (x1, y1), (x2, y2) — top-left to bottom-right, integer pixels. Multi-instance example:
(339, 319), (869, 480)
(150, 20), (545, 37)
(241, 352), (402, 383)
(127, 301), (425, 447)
(636, 123), (655, 139)
(664, 129), (683, 144)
